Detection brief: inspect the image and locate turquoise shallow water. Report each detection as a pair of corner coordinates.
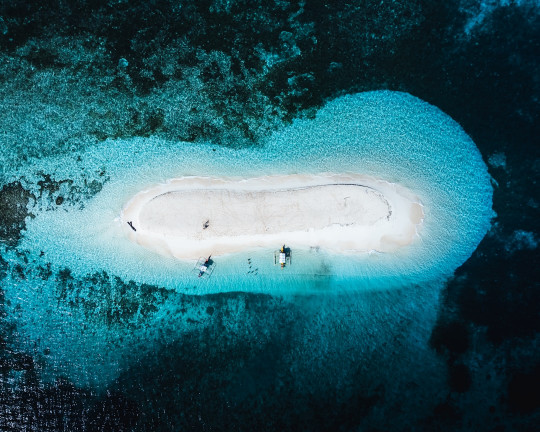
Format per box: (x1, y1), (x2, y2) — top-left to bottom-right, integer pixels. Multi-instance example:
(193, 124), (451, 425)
(1, 90), (493, 391)
(13, 91), (493, 295)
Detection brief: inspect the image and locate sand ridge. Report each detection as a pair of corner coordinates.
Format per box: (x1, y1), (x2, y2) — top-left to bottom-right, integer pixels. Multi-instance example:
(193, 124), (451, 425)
(121, 173), (424, 260)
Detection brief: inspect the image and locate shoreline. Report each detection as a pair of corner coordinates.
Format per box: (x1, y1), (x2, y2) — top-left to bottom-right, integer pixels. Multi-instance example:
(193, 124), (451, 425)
(121, 173), (424, 260)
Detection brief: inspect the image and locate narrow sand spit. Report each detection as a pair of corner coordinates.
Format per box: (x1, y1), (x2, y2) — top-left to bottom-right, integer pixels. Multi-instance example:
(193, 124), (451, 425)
(121, 173), (423, 259)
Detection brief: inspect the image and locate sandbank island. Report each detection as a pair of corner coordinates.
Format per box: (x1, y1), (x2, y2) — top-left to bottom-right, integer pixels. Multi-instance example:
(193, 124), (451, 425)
(120, 174), (423, 260)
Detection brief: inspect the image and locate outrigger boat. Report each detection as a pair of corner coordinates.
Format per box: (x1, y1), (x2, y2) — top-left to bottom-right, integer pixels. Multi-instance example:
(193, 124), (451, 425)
(195, 255), (215, 278)
(274, 245), (291, 268)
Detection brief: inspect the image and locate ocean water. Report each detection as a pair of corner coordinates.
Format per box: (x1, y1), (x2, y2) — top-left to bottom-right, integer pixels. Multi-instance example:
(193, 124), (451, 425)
(0, 2), (537, 431)
(1, 89), (492, 405)
(12, 91), (492, 295)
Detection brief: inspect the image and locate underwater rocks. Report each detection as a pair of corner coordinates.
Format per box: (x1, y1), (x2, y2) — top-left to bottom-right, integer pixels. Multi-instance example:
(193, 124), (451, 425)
(0, 0), (538, 157)
(429, 229), (540, 424)
(451, 239), (539, 344)
(507, 364), (540, 414)
(33, 171), (109, 211)
(0, 0), (309, 148)
(55, 268), (170, 327)
(430, 319), (470, 357)
(0, 253), (7, 281)
(0, 0), (444, 149)
(0, 182), (34, 246)
(448, 363), (472, 393)
(0, 170), (110, 245)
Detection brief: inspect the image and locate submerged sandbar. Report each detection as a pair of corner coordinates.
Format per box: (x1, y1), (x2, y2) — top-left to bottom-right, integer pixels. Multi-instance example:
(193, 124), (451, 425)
(121, 174), (423, 259)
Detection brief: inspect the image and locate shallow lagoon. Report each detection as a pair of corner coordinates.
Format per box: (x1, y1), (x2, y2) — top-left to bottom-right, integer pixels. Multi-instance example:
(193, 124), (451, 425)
(0, 90), (494, 400)
(15, 91), (493, 295)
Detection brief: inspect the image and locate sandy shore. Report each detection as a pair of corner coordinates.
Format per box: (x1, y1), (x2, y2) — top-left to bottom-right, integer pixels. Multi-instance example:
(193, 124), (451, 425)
(121, 174), (423, 259)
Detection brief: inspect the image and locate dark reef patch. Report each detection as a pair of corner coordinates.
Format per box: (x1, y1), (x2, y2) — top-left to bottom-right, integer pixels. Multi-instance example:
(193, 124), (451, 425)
(0, 182), (35, 246)
(448, 363), (472, 393)
(0, 170), (110, 230)
(32, 170), (110, 211)
(451, 241), (539, 344)
(430, 319), (470, 357)
(507, 363), (540, 414)
(430, 399), (461, 428)
(1, 1), (538, 153)
(26, 46), (65, 69)
(0, 253), (7, 281)
(55, 268), (170, 326)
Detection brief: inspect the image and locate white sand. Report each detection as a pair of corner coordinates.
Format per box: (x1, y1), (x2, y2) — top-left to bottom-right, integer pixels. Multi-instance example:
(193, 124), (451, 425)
(121, 173), (424, 259)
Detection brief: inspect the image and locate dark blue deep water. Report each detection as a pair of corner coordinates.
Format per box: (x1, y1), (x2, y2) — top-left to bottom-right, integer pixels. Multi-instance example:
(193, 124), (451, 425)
(0, 1), (539, 431)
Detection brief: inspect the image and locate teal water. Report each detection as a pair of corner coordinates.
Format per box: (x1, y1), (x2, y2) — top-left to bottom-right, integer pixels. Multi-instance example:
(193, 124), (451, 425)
(1, 1), (537, 428)
(2, 90), (493, 391)
(12, 91), (493, 294)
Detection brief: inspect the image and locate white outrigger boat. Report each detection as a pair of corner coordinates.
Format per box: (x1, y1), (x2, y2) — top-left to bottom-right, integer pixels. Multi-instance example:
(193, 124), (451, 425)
(194, 256), (215, 278)
(274, 245), (292, 268)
